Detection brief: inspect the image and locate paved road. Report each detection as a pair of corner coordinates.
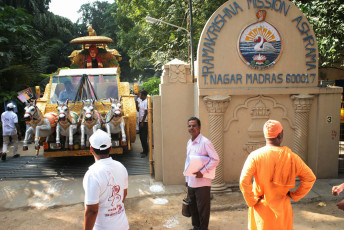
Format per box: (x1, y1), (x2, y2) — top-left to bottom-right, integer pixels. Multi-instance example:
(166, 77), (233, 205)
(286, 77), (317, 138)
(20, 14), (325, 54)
(0, 137), (150, 180)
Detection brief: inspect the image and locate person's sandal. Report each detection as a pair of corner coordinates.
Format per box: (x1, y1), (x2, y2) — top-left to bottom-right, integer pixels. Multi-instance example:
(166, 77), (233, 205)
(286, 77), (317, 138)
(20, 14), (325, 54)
(13, 154), (20, 158)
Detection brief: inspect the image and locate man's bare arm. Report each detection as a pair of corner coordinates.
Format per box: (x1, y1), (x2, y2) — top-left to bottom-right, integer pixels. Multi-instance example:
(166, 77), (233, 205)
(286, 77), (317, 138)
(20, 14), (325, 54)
(84, 203), (99, 230)
(15, 123), (21, 137)
(123, 189), (128, 203)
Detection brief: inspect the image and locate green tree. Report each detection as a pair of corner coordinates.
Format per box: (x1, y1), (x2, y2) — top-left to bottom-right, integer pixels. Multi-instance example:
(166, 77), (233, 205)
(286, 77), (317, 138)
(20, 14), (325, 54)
(141, 77), (161, 95)
(0, 3), (75, 125)
(292, 0), (344, 69)
(77, 1), (112, 36)
(32, 12), (77, 72)
(0, 5), (45, 101)
(77, 1), (137, 82)
(0, 6), (40, 70)
(1, 1), (78, 74)
(115, 0), (343, 79)
(115, 0), (228, 82)
(0, 0), (51, 14)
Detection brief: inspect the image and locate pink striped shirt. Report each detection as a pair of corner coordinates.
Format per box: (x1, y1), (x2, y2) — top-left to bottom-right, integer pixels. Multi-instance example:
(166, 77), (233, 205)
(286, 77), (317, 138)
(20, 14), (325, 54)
(184, 134), (219, 188)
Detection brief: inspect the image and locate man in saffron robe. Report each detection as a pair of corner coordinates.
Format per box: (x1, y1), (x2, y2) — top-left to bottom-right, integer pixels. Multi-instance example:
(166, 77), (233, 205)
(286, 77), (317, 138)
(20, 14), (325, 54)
(239, 120), (316, 230)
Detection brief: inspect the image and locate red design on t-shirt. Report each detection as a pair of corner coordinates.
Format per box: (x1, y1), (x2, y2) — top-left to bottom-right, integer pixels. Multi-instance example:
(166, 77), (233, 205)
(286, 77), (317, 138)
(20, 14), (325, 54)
(108, 185), (121, 206)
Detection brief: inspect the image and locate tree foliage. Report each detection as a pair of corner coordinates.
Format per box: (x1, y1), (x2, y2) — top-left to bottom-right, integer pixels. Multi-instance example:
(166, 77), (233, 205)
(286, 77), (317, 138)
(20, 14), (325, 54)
(76, 1), (137, 82)
(0, 0), (342, 128)
(0, 1), (77, 121)
(116, 1), (228, 60)
(33, 13), (77, 72)
(292, 0), (343, 69)
(0, 6), (39, 69)
(114, 0), (343, 85)
(1, 0), (343, 97)
(0, 0), (51, 14)
(141, 77), (161, 95)
(77, 1), (112, 36)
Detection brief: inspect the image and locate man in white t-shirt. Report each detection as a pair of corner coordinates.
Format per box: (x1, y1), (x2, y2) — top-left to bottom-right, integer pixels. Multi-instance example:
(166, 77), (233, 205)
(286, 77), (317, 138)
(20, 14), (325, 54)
(1, 103), (21, 161)
(138, 90), (148, 158)
(83, 129), (129, 230)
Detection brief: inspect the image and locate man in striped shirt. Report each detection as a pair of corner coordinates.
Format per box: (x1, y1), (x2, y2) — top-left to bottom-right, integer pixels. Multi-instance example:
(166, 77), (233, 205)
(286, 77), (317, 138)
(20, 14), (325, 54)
(184, 117), (219, 230)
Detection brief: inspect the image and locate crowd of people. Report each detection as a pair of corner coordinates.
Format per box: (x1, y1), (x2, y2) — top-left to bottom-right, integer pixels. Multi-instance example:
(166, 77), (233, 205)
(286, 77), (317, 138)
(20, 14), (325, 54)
(1, 94), (344, 229)
(1, 45), (343, 230)
(2, 101), (344, 230)
(79, 118), (343, 230)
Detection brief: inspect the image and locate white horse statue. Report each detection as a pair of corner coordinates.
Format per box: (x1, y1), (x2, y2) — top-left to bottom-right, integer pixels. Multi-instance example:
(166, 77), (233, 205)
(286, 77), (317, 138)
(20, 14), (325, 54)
(105, 98), (126, 145)
(56, 100), (79, 150)
(80, 99), (102, 149)
(23, 100), (58, 152)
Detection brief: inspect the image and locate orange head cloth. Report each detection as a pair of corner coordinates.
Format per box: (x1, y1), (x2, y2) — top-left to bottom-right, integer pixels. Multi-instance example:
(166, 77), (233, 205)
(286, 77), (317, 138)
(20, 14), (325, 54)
(89, 45), (98, 54)
(263, 120), (283, 138)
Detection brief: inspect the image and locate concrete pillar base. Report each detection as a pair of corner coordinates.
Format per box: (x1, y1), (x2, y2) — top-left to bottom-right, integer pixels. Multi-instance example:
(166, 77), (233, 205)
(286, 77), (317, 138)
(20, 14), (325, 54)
(211, 183), (228, 192)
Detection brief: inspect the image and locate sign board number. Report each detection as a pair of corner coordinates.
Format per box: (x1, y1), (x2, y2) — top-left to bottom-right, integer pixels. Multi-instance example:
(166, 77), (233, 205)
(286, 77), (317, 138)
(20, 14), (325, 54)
(326, 116), (332, 124)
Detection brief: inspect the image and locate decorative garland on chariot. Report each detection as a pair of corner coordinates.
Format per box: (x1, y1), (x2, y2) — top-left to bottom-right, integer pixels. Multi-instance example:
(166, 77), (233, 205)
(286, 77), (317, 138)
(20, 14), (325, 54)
(58, 111), (79, 130)
(83, 110), (102, 130)
(86, 56), (103, 68)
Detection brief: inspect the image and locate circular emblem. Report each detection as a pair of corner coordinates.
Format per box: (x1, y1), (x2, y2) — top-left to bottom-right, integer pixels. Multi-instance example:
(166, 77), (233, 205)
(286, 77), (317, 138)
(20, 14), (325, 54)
(238, 10), (282, 70)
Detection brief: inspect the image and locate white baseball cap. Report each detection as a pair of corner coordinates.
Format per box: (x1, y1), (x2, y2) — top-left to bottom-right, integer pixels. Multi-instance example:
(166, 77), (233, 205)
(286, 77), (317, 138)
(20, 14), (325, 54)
(89, 129), (112, 150)
(7, 103), (15, 109)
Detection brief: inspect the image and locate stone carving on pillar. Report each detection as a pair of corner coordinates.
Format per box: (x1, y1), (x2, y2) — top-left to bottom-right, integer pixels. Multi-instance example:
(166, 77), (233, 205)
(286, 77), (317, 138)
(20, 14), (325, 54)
(169, 65), (186, 83)
(291, 94), (314, 161)
(203, 95), (231, 191)
(161, 59), (192, 84)
(243, 100), (270, 154)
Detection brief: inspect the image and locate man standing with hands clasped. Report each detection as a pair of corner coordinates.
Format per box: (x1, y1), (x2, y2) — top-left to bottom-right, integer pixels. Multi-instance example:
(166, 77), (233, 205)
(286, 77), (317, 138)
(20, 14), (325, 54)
(240, 120), (316, 230)
(83, 129), (129, 230)
(184, 117), (219, 230)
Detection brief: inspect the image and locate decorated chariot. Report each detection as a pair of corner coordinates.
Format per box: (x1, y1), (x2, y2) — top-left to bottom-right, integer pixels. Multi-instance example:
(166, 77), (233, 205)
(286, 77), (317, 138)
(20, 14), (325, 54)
(23, 26), (137, 157)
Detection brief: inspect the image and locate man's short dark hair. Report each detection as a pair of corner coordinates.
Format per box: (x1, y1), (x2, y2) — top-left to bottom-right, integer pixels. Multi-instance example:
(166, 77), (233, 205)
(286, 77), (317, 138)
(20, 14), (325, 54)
(92, 146), (111, 155)
(141, 90), (148, 96)
(63, 80), (72, 86)
(188, 117), (201, 127)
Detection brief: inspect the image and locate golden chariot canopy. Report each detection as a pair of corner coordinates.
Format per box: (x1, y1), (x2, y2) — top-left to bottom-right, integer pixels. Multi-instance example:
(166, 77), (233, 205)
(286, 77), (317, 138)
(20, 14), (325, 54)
(70, 25), (113, 46)
(70, 36), (113, 45)
(68, 25), (121, 69)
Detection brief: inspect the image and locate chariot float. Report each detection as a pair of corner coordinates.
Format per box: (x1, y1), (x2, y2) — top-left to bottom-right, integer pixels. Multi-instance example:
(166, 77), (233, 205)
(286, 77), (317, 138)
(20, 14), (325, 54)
(23, 26), (137, 157)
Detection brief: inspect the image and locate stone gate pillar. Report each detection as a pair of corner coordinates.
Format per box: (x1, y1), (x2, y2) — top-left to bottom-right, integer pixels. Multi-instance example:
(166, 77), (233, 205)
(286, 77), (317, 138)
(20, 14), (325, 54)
(291, 94), (314, 161)
(203, 95), (231, 191)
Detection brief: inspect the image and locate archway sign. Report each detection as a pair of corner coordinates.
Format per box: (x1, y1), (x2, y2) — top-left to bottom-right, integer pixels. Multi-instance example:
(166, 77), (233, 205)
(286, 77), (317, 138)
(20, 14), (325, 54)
(198, 0), (318, 88)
